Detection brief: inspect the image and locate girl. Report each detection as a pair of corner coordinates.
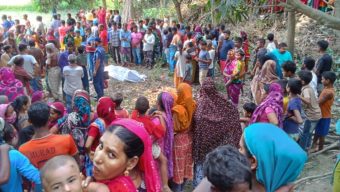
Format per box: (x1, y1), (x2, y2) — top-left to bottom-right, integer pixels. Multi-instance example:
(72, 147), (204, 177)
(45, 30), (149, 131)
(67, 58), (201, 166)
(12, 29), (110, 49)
(174, 43), (187, 88)
(11, 95), (30, 131)
(85, 119), (161, 192)
(0, 104), (16, 125)
(48, 102), (65, 129)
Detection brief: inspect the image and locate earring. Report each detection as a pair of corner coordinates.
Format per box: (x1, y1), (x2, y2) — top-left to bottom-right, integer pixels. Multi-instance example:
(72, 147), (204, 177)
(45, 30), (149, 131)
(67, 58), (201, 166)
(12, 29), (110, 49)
(124, 170), (129, 176)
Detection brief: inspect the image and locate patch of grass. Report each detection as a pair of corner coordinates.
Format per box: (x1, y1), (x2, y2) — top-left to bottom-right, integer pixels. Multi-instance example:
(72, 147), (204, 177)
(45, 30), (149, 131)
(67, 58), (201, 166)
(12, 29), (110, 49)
(0, 5), (36, 11)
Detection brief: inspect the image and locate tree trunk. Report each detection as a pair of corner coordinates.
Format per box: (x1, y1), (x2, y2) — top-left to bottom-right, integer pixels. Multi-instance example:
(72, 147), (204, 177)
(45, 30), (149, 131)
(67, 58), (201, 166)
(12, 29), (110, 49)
(211, 0), (215, 25)
(122, 0), (134, 23)
(284, 0), (340, 30)
(173, 0), (183, 23)
(102, 0), (107, 8)
(287, 9), (296, 55)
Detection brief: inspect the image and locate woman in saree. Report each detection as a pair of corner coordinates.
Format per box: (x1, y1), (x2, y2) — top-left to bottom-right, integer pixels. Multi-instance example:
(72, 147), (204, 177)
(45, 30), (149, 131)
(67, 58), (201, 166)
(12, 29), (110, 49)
(52, 90), (91, 171)
(251, 54), (271, 105)
(239, 123), (307, 192)
(250, 83), (284, 127)
(253, 59), (280, 104)
(85, 118), (161, 192)
(0, 67), (25, 102)
(171, 83), (196, 192)
(45, 43), (61, 101)
(192, 78), (242, 187)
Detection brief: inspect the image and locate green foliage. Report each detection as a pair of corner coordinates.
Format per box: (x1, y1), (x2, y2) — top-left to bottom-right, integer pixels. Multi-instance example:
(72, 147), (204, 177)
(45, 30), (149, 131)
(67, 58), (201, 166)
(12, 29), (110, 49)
(142, 7), (175, 19)
(32, 0), (94, 12)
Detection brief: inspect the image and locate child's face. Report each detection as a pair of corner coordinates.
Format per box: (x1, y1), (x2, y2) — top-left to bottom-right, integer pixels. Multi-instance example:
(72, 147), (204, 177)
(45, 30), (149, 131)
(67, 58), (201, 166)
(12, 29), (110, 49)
(43, 161), (82, 192)
(282, 69), (290, 78)
(49, 108), (60, 122)
(93, 132), (137, 181)
(235, 53), (242, 60)
(321, 77), (330, 86)
(243, 110), (251, 118)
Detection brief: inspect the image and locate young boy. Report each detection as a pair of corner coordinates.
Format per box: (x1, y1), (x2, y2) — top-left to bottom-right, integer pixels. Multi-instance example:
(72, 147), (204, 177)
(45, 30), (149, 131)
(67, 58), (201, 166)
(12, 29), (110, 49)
(63, 54), (84, 112)
(266, 33), (277, 53)
(131, 96), (171, 192)
(240, 102), (257, 129)
(282, 61), (297, 79)
(283, 79), (303, 141)
(19, 102), (79, 169)
(74, 30), (82, 48)
(196, 41), (212, 85)
(112, 92), (129, 118)
(303, 57), (318, 97)
(40, 155), (82, 192)
(312, 71), (336, 151)
(297, 70), (321, 151)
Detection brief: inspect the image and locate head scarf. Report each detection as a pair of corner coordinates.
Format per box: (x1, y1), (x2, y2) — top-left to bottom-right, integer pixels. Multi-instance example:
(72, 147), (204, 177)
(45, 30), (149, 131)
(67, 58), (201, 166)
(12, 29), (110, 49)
(244, 123), (307, 192)
(111, 119), (161, 192)
(240, 31), (247, 40)
(0, 68), (24, 102)
(97, 97), (116, 125)
(161, 92), (174, 178)
(0, 104), (17, 124)
(193, 78), (242, 163)
(260, 60), (279, 84)
(31, 91), (44, 103)
(172, 83), (196, 131)
(49, 102), (66, 128)
(72, 90), (91, 126)
(250, 83), (283, 127)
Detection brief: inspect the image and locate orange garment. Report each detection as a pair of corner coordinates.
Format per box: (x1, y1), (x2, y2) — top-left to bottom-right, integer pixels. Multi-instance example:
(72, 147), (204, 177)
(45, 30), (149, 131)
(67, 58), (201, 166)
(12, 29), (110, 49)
(172, 83), (196, 132)
(19, 134), (78, 169)
(319, 87), (335, 118)
(174, 70), (184, 88)
(115, 108), (129, 118)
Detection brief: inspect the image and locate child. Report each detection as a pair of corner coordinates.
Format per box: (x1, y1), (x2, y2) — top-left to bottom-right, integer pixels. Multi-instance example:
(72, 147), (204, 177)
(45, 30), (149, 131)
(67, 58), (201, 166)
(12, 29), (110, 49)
(183, 54), (193, 84)
(12, 56), (33, 95)
(240, 102), (257, 129)
(11, 95), (30, 131)
(63, 54), (84, 112)
(207, 40), (216, 78)
(297, 70), (321, 151)
(312, 71), (336, 152)
(283, 79), (303, 141)
(196, 41), (211, 85)
(303, 57), (318, 97)
(74, 30), (82, 48)
(131, 96), (171, 192)
(174, 43), (187, 88)
(40, 155), (83, 192)
(19, 102), (79, 169)
(225, 49), (245, 106)
(282, 61), (297, 79)
(0, 119), (42, 192)
(266, 33), (277, 52)
(77, 46), (89, 93)
(63, 30), (74, 47)
(112, 92), (129, 118)
(48, 102), (66, 129)
(0, 103), (17, 124)
(277, 79), (289, 114)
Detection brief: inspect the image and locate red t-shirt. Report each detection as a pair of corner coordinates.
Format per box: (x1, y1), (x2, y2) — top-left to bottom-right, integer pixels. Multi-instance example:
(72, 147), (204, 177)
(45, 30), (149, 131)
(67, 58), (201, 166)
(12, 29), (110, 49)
(100, 30), (108, 46)
(19, 134), (78, 169)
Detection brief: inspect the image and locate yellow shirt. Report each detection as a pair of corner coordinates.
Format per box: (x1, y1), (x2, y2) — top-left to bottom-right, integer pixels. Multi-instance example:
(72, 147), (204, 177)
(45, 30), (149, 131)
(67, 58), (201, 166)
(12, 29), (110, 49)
(74, 36), (82, 48)
(283, 96), (289, 114)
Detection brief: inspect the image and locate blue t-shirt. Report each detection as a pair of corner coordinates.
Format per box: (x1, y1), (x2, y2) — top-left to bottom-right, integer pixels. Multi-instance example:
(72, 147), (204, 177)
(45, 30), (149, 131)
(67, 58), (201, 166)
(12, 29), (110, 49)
(269, 49), (292, 67)
(218, 39), (234, 60)
(283, 97), (302, 134)
(198, 50), (211, 69)
(0, 150), (42, 192)
(58, 51), (70, 70)
(93, 46), (106, 72)
(120, 30), (131, 48)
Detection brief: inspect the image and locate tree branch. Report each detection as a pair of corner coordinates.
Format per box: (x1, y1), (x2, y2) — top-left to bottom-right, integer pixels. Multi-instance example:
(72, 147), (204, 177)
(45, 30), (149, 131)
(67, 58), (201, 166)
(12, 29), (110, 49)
(294, 171), (333, 186)
(280, 0), (340, 30)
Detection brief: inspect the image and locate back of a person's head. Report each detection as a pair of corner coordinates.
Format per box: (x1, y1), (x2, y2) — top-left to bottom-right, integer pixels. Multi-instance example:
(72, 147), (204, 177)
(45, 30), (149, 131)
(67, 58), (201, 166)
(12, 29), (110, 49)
(113, 92), (124, 107)
(11, 95), (29, 113)
(3, 45), (11, 52)
(257, 38), (266, 45)
(18, 43), (27, 52)
(28, 40), (35, 47)
(28, 102), (50, 128)
(267, 33), (274, 41)
(282, 61), (296, 73)
(297, 70), (312, 85)
(303, 57), (315, 71)
(317, 40), (329, 51)
(204, 145), (252, 192)
(68, 54), (77, 64)
(288, 78), (302, 95)
(77, 46), (85, 54)
(243, 102), (257, 114)
(135, 96), (149, 115)
(276, 79), (288, 94)
(13, 56), (24, 66)
(322, 71), (336, 84)
(1, 120), (16, 144)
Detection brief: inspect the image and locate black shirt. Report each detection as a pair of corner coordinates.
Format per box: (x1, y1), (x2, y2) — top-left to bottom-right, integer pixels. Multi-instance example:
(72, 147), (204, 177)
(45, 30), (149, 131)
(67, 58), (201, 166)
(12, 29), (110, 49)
(316, 53), (333, 83)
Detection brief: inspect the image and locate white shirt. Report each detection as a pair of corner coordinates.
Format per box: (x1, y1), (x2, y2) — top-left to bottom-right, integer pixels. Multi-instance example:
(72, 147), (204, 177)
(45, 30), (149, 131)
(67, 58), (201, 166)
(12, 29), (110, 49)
(208, 50), (215, 69)
(310, 71), (318, 98)
(8, 54), (37, 76)
(143, 33), (155, 51)
(63, 65), (84, 96)
(267, 42), (276, 53)
(175, 51), (187, 78)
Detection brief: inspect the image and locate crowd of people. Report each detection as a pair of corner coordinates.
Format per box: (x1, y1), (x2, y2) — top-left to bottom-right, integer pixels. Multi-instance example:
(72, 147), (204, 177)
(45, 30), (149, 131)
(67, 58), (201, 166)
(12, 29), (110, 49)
(0, 5), (338, 192)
